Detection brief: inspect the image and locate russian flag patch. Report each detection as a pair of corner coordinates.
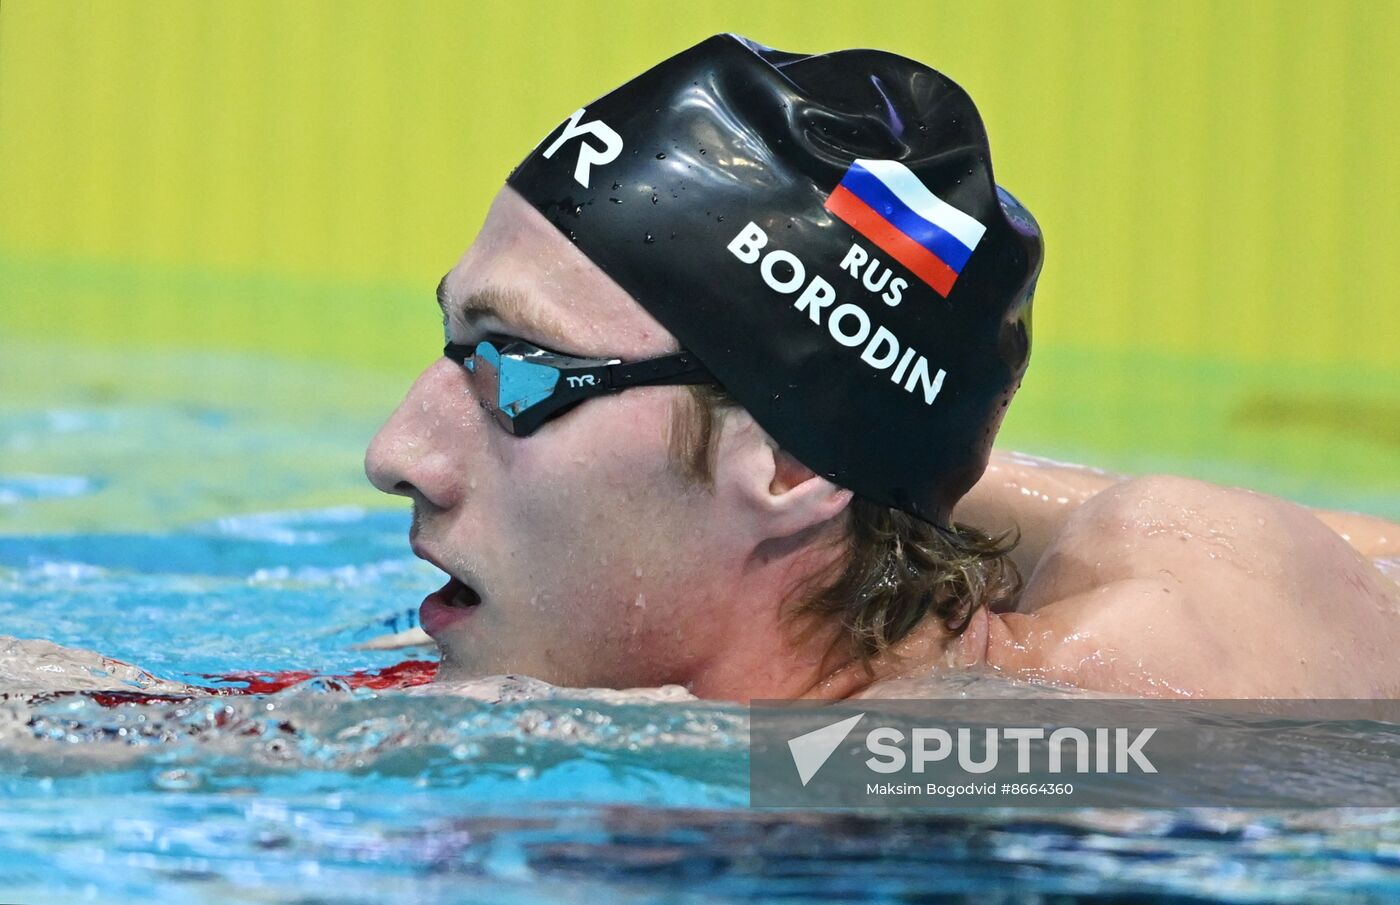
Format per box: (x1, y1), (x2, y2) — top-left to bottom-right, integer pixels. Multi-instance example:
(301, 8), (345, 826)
(824, 159), (986, 298)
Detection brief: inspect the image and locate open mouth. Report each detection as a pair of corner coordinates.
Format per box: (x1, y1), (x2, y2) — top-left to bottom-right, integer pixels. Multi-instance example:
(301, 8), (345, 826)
(409, 541), (484, 636)
(420, 576), (482, 637)
(441, 576), (482, 609)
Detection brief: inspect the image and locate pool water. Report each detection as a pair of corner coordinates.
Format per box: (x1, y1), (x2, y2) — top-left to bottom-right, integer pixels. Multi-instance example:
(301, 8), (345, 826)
(2, 353), (1398, 904)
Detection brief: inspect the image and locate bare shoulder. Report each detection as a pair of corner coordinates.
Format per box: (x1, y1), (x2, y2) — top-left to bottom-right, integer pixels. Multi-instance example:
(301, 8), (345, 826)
(989, 475), (1400, 698)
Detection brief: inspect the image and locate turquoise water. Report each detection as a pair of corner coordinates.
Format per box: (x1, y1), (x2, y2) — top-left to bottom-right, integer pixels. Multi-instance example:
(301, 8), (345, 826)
(2, 398), (1399, 903)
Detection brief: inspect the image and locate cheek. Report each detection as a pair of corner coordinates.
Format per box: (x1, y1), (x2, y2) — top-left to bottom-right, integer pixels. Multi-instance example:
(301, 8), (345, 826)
(499, 392), (699, 585)
(508, 390), (676, 500)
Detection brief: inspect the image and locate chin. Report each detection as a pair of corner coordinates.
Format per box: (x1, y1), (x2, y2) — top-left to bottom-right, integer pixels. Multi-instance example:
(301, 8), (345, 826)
(433, 645), (496, 682)
(433, 644), (544, 684)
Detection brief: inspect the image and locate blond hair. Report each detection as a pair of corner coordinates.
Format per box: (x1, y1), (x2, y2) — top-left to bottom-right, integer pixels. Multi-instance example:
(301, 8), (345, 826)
(670, 385), (1020, 667)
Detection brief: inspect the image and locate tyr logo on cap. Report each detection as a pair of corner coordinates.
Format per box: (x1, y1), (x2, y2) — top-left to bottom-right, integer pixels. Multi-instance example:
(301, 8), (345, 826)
(539, 107), (623, 189)
(825, 159), (986, 298)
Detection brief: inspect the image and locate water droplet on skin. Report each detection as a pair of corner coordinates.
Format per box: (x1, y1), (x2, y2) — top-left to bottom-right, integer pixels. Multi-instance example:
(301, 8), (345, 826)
(643, 233), (654, 244)
(716, 216), (725, 222)
(699, 148), (706, 155)
(609, 197), (622, 204)
(655, 152), (667, 160)
(611, 182), (620, 190)
(634, 594), (646, 609)
(469, 477), (478, 489)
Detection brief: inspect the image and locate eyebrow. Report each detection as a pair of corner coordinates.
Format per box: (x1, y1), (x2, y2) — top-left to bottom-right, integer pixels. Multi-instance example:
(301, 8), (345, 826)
(435, 275), (572, 348)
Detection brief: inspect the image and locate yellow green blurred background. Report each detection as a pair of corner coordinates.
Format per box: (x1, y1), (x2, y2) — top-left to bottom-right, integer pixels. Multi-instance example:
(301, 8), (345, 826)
(2, 0), (1397, 530)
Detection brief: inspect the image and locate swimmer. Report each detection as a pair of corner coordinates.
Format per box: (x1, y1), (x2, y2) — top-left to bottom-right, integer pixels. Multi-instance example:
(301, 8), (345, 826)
(359, 35), (1400, 701)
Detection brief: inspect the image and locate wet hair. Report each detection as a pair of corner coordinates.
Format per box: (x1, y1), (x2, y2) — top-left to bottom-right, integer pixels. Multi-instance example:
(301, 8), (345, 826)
(669, 385), (1021, 669)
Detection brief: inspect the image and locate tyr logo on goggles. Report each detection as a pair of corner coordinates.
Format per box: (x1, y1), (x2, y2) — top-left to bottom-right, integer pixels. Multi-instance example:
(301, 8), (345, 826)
(444, 339), (717, 436)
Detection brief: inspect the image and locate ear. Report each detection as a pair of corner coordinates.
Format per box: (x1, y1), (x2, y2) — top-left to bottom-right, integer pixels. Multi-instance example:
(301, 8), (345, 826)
(713, 415), (854, 540)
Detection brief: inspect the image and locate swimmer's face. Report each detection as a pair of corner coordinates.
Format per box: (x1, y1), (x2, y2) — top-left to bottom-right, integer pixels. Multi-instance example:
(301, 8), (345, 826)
(364, 187), (756, 688)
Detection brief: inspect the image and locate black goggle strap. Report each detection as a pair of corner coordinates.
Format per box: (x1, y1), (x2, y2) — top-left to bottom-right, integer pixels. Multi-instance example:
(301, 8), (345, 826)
(603, 351), (714, 389)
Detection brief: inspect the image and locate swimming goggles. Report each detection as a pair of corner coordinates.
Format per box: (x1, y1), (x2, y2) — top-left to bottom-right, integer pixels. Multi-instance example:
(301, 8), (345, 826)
(443, 338), (717, 436)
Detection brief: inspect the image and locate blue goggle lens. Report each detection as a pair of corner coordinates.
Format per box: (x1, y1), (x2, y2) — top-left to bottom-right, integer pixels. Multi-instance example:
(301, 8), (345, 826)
(471, 341), (562, 422)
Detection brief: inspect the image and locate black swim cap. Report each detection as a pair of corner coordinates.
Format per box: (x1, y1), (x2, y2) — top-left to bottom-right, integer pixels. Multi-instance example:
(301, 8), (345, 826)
(508, 34), (1042, 525)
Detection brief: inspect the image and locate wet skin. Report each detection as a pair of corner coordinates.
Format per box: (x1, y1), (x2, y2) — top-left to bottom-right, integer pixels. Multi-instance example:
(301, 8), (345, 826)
(818, 464), (1400, 699)
(368, 187), (1400, 702)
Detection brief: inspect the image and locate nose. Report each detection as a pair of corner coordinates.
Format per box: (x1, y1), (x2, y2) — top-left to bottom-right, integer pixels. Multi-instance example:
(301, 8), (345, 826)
(365, 358), (483, 511)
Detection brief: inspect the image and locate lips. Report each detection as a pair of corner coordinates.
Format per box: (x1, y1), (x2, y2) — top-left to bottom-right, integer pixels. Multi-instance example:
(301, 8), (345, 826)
(420, 575), (482, 638)
(410, 539), (485, 639)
